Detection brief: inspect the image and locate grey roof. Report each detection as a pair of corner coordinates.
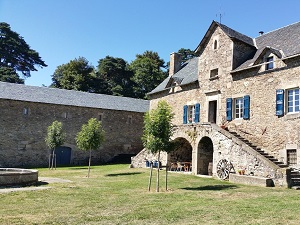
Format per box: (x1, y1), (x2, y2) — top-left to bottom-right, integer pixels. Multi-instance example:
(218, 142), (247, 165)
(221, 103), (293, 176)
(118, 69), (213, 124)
(0, 82), (149, 113)
(233, 21), (300, 72)
(217, 22), (255, 47)
(148, 57), (199, 95)
(195, 21), (254, 53)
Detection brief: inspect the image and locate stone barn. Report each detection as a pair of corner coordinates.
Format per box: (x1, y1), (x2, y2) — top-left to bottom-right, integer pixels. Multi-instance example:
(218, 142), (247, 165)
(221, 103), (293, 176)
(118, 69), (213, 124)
(0, 81), (149, 168)
(132, 21), (300, 188)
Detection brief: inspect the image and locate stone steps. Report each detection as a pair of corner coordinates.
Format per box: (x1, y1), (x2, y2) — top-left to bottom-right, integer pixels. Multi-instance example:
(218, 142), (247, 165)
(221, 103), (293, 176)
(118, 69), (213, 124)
(228, 130), (288, 168)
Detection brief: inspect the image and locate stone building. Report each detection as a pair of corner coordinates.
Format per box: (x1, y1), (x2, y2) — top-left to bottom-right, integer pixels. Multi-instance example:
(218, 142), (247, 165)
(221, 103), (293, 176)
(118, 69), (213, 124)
(0, 81), (149, 168)
(132, 21), (300, 187)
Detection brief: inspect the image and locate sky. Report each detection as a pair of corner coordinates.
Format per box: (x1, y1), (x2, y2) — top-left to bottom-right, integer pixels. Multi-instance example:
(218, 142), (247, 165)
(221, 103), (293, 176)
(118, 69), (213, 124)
(0, 0), (299, 87)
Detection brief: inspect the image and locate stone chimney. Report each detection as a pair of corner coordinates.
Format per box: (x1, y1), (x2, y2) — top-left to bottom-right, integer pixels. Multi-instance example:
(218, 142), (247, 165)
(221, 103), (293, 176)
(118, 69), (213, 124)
(169, 52), (182, 76)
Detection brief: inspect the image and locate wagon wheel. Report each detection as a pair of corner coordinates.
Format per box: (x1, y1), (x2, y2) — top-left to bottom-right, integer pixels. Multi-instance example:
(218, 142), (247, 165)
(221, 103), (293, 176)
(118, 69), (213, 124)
(216, 159), (232, 180)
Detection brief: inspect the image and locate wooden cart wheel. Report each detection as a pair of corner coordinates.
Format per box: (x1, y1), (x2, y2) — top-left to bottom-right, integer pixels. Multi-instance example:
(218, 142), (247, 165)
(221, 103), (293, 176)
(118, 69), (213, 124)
(216, 159), (231, 180)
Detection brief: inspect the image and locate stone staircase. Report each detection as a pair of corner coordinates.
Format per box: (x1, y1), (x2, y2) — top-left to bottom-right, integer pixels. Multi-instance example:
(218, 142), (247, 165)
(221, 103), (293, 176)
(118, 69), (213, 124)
(228, 130), (287, 168)
(290, 168), (300, 188)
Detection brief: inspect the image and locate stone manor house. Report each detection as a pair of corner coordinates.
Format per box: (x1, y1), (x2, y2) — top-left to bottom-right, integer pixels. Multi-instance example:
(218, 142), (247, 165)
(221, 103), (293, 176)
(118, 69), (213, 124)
(0, 82), (149, 168)
(132, 21), (300, 187)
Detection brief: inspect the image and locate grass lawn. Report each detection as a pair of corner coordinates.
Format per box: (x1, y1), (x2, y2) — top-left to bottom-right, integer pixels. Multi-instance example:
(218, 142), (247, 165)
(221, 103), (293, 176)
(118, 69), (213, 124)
(1, 164), (300, 225)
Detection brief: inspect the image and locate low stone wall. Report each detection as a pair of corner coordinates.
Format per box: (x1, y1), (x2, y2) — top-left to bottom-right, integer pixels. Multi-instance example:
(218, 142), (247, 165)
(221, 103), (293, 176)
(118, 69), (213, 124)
(229, 173), (274, 187)
(131, 148), (168, 168)
(0, 168), (38, 186)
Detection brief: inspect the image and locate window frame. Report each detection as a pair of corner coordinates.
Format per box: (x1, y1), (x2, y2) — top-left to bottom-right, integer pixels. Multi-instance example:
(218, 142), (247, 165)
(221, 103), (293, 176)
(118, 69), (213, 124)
(188, 105), (195, 123)
(210, 68), (219, 78)
(265, 56), (274, 70)
(287, 88), (300, 114)
(234, 97), (244, 119)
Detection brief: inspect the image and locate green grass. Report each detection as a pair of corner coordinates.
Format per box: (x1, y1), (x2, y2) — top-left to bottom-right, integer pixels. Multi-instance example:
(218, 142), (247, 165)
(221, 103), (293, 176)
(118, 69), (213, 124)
(1, 164), (300, 225)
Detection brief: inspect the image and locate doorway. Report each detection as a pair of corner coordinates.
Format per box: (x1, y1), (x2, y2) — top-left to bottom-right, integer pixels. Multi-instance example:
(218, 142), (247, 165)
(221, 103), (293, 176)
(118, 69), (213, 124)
(55, 146), (72, 166)
(208, 100), (217, 123)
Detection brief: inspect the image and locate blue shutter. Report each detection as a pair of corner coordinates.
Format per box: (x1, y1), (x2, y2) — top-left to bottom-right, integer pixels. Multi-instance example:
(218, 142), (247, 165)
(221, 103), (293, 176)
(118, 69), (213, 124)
(226, 98), (232, 121)
(243, 95), (250, 120)
(276, 89), (284, 116)
(194, 103), (200, 123)
(183, 105), (188, 124)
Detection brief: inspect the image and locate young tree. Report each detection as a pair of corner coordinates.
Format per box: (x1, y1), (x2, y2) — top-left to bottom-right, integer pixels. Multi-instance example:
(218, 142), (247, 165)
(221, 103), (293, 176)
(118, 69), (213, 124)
(142, 100), (175, 192)
(0, 22), (47, 80)
(76, 118), (105, 178)
(45, 121), (65, 170)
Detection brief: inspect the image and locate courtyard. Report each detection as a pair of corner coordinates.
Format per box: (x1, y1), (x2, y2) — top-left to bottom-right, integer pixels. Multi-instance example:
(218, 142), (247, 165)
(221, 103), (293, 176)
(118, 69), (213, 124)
(0, 164), (300, 224)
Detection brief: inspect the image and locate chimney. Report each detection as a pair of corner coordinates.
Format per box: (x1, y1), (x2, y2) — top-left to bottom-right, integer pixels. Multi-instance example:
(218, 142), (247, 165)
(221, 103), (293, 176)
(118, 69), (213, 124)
(259, 31), (264, 36)
(169, 52), (182, 76)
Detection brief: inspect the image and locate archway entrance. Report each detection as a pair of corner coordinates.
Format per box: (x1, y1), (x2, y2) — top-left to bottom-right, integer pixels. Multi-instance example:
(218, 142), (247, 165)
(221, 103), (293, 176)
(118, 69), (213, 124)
(168, 138), (192, 172)
(197, 136), (213, 175)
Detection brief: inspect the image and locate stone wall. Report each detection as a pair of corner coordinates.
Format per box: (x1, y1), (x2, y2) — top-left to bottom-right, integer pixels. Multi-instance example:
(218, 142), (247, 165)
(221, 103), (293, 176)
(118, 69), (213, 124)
(0, 99), (145, 167)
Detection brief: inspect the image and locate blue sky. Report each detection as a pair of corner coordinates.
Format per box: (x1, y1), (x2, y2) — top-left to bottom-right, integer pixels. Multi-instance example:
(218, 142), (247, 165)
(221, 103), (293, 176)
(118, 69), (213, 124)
(0, 0), (299, 87)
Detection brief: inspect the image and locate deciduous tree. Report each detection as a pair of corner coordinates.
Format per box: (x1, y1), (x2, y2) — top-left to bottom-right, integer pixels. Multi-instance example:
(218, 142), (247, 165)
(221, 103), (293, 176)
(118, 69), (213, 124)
(76, 118), (105, 178)
(130, 51), (167, 99)
(45, 121), (65, 170)
(142, 100), (175, 192)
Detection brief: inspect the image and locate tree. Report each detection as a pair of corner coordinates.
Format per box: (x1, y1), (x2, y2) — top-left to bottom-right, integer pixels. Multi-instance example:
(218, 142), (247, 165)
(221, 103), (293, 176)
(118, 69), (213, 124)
(97, 56), (135, 97)
(142, 100), (175, 192)
(130, 51), (167, 99)
(0, 67), (24, 83)
(177, 48), (197, 64)
(0, 22), (47, 81)
(45, 121), (65, 170)
(51, 57), (96, 92)
(76, 118), (105, 178)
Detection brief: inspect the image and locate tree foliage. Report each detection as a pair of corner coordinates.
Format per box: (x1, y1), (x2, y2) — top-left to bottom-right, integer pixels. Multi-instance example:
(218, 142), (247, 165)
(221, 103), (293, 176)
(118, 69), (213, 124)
(76, 118), (105, 177)
(97, 56), (134, 96)
(0, 22), (47, 81)
(51, 57), (96, 92)
(45, 121), (65, 170)
(177, 48), (197, 63)
(0, 66), (24, 83)
(130, 51), (167, 99)
(142, 100), (175, 192)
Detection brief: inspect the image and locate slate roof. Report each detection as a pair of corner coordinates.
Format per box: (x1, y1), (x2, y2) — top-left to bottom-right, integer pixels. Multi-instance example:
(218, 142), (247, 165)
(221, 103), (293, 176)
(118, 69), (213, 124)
(233, 21), (300, 72)
(0, 82), (149, 113)
(148, 57), (199, 95)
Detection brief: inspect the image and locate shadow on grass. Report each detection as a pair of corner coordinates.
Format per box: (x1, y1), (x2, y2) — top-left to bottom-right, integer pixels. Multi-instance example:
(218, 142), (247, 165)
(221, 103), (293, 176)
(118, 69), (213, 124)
(181, 184), (238, 191)
(105, 172), (144, 177)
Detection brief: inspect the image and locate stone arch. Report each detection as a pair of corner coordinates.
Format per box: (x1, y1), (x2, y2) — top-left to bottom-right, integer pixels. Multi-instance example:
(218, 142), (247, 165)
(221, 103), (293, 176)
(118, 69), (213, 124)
(196, 136), (214, 175)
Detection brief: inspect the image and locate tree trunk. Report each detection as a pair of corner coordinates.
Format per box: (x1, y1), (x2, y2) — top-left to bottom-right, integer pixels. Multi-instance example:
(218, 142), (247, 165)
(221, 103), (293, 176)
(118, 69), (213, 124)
(148, 161), (153, 192)
(51, 148), (55, 170)
(156, 151), (160, 192)
(165, 164), (168, 191)
(87, 149), (92, 178)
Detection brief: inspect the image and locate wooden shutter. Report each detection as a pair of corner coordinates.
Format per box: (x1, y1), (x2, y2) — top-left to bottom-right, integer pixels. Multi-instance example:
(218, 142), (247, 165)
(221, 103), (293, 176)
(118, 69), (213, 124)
(226, 98), (232, 121)
(183, 105), (188, 124)
(276, 89), (284, 116)
(243, 95), (250, 120)
(194, 103), (200, 123)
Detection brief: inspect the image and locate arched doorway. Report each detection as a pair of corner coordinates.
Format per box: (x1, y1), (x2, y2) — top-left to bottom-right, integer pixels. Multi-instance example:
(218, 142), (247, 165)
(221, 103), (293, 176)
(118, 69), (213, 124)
(197, 136), (213, 175)
(168, 138), (192, 172)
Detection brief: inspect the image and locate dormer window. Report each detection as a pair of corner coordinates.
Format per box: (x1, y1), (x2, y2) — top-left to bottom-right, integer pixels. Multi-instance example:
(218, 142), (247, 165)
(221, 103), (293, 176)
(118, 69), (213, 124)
(214, 40), (218, 50)
(266, 56), (274, 70)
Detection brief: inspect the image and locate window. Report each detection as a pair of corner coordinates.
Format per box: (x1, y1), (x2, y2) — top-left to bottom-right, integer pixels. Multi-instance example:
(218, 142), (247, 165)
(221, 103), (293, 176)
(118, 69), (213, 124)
(276, 88), (300, 116)
(287, 149), (297, 166)
(127, 115), (133, 124)
(234, 98), (244, 119)
(98, 113), (103, 121)
(214, 40), (218, 50)
(265, 56), (274, 70)
(210, 68), (218, 78)
(287, 88), (299, 113)
(23, 107), (29, 115)
(183, 103), (200, 124)
(226, 95), (250, 121)
(188, 105), (195, 123)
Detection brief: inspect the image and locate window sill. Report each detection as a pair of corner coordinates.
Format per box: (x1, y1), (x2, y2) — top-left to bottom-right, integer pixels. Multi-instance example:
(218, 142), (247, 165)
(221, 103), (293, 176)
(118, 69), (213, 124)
(285, 112), (300, 121)
(209, 75), (219, 81)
